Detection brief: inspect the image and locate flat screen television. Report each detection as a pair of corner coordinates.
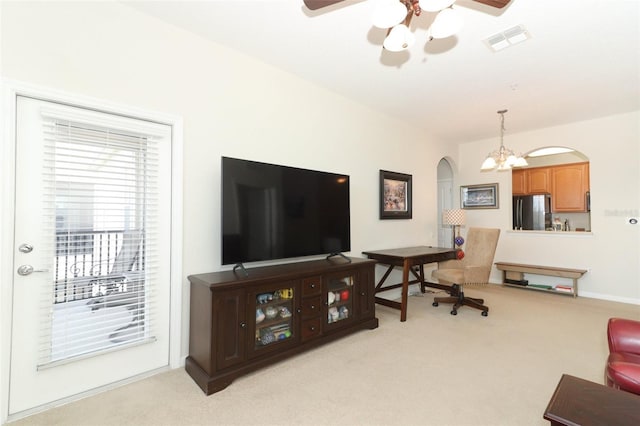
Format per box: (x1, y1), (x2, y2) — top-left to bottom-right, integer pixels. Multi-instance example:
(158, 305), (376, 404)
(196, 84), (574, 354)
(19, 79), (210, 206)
(222, 157), (351, 265)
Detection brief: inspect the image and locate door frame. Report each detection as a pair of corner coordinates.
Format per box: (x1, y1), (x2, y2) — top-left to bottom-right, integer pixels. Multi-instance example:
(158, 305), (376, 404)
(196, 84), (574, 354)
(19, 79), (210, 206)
(0, 79), (184, 422)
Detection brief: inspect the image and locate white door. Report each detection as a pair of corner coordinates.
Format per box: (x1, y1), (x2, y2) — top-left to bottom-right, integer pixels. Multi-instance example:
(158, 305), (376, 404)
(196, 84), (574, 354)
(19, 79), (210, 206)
(437, 159), (454, 248)
(9, 96), (172, 415)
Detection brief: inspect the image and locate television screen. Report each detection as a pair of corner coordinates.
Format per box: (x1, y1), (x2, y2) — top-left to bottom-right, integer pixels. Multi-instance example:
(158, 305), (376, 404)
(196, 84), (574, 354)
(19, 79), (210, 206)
(222, 157), (351, 265)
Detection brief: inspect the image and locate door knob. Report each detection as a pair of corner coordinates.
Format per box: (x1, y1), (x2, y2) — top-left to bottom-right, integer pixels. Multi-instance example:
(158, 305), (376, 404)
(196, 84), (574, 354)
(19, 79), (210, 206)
(18, 243), (34, 253)
(17, 265), (49, 276)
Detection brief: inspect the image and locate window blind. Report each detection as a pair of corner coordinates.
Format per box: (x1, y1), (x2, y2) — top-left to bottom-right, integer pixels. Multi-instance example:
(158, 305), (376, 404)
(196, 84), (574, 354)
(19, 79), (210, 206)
(37, 109), (164, 368)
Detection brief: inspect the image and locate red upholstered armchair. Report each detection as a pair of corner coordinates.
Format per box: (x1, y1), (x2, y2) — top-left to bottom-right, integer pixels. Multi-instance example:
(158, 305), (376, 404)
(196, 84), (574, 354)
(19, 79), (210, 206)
(606, 317), (640, 395)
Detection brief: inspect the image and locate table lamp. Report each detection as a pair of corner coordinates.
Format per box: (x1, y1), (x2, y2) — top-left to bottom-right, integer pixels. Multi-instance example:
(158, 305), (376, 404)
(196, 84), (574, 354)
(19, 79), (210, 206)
(443, 208), (465, 250)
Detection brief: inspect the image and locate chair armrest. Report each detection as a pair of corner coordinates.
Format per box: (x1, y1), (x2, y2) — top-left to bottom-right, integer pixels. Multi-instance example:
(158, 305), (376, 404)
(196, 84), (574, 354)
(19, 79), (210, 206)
(608, 318), (640, 355)
(606, 356), (640, 394)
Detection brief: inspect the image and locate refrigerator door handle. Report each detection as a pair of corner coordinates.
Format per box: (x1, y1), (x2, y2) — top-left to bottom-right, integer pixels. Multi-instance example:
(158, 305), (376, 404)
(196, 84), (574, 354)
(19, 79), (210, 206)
(518, 199), (523, 230)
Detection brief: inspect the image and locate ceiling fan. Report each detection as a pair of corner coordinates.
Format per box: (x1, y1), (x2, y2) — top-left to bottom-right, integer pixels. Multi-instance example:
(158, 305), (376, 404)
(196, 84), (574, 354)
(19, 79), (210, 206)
(304, 0), (511, 11)
(304, 0), (512, 52)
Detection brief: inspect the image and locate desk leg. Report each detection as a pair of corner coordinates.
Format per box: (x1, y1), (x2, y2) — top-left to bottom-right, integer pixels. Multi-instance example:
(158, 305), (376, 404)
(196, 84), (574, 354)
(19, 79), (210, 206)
(401, 260), (410, 322)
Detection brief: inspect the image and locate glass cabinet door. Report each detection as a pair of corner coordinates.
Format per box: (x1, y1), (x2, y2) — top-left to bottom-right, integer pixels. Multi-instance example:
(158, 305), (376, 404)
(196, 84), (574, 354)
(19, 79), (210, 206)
(251, 284), (296, 356)
(325, 272), (355, 328)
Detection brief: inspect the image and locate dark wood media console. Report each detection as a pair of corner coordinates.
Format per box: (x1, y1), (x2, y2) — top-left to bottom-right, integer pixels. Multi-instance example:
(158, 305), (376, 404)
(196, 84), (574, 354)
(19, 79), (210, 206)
(186, 257), (379, 395)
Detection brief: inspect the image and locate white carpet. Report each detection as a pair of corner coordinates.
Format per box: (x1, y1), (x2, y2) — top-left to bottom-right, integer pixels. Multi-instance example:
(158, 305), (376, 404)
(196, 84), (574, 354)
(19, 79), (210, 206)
(11, 284), (640, 426)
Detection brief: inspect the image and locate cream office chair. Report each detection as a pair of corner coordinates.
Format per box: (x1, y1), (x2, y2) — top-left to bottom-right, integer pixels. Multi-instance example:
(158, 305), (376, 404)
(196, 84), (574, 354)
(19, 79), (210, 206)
(431, 227), (500, 316)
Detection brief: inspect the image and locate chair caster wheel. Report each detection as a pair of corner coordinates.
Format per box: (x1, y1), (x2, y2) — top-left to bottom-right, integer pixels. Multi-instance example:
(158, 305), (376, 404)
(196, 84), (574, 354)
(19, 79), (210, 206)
(432, 302), (439, 307)
(482, 311), (488, 317)
(450, 310), (457, 315)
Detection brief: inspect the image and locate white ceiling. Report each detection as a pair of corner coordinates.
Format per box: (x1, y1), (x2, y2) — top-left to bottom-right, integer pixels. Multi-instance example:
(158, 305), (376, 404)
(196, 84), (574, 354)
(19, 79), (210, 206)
(125, 0), (640, 144)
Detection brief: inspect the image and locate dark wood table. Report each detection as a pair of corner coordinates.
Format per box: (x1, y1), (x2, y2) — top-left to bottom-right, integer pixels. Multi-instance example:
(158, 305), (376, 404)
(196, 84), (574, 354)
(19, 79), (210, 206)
(544, 374), (640, 426)
(362, 246), (457, 321)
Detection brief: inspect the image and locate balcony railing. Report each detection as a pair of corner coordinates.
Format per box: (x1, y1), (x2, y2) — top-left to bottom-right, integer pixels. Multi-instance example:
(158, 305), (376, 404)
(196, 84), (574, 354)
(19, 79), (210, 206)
(53, 229), (143, 304)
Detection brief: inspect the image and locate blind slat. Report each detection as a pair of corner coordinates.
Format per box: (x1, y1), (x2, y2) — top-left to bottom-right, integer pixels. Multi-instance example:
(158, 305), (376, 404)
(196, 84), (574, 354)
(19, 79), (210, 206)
(37, 113), (161, 368)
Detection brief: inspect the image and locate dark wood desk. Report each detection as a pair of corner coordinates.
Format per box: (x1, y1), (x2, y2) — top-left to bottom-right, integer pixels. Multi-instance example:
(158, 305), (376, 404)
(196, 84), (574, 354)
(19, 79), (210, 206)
(544, 374), (640, 426)
(362, 246), (457, 322)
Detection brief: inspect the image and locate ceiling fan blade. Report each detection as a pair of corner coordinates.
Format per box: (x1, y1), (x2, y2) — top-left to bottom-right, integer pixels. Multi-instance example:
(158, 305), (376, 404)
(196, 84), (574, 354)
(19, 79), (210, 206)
(304, 0), (510, 11)
(473, 0), (511, 8)
(303, 0), (346, 10)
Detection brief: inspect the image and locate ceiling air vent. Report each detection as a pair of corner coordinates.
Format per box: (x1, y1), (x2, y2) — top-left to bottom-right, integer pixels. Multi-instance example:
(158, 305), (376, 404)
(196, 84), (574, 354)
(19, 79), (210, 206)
(484, 25), (531, 52)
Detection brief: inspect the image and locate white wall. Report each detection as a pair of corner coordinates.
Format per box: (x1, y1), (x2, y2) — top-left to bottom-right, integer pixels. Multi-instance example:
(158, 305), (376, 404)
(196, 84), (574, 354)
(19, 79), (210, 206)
(455, 112), (640, 303)
(2, 0), (638, 370)
(0, 1), (456, 372)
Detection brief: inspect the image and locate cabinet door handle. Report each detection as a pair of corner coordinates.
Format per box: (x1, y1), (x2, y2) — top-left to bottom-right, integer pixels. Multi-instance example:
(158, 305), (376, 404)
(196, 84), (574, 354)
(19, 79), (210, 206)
(296, 308), (302, 314)
(240, 322), (246, 328)
(310, 305), (315, 310)
(360, 292), (365, 296)
(310, 283), (316, 289)
(310, 326), (316, 332)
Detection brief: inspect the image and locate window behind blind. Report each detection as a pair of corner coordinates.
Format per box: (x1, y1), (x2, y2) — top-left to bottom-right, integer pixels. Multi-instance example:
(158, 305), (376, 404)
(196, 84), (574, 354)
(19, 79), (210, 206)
(37, 106), (164, 368)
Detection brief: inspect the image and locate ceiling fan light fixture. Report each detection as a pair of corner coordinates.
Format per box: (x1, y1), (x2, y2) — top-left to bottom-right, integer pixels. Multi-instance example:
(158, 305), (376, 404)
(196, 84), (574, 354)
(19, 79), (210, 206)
(430, 7), (464, 39)
(383, 24), (416, 51)
(372, 0), (409, 29)
(418, 0), (457, 13)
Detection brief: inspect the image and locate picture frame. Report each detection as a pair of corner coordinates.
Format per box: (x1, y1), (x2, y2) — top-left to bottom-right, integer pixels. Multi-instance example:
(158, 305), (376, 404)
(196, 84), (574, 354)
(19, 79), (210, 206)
(380, 170), (412, 219)
(461, 183), (499, 209)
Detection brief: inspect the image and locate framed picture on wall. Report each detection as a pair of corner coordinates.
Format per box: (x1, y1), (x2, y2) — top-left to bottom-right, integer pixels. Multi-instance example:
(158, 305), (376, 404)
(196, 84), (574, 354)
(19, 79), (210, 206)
(380, 170), (412, 219)
(461, 183), (499, 209)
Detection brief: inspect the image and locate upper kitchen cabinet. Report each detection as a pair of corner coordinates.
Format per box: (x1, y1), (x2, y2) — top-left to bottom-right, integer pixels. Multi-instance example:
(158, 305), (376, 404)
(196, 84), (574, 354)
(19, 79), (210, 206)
(551, 162), (590, 212)
(511, 147), (591, 216)
(513, 168), (551, 195)
(512, 162), (590, 212)
(512, 169), (526, 195)
(528, 168), (551, 194)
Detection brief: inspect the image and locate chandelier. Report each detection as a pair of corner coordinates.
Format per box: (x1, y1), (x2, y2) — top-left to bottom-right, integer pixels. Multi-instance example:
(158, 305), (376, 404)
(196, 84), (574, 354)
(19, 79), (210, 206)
(480, 109), (528, 171)
(373, 0), (464, 52)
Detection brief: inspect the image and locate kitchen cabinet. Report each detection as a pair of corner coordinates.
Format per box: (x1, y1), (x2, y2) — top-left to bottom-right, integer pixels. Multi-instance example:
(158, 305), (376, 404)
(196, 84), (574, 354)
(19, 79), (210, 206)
(551, 162), (589, 212)
(512, 162), (589, 212)
(511, 168), (550, 195)
(185, 257), (378, 395)
(512, 169), (526, 195)
(527, 168), (551, 194)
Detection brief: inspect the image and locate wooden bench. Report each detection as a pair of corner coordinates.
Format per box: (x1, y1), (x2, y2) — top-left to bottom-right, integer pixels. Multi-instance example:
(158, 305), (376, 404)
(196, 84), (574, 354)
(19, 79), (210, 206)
(494, 262), (587, 297)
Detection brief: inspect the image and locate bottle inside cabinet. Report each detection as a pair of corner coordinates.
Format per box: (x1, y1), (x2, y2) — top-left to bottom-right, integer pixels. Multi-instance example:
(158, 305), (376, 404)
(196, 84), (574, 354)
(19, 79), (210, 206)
(326, 275), (353, 324)
(254, 287), (294, 347)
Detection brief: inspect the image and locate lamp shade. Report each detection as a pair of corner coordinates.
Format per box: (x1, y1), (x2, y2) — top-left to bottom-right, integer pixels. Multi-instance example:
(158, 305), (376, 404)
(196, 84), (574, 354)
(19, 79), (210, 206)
(383, 24), (415, 51)
(443, 208), (465, 226)
(430, 7), (464, 39)
(419, 0), (456, 13)
(372, 0), (408, 29)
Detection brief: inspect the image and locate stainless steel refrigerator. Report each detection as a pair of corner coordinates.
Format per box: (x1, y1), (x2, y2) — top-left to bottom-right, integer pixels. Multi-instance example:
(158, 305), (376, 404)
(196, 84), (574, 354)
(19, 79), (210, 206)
(513, 194), (552, 230)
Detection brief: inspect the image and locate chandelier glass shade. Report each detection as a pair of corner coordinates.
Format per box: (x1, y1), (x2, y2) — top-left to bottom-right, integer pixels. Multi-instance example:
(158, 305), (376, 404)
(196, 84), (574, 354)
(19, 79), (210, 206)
(480, 109), (528, 172)
(374, 0), (464, 52)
